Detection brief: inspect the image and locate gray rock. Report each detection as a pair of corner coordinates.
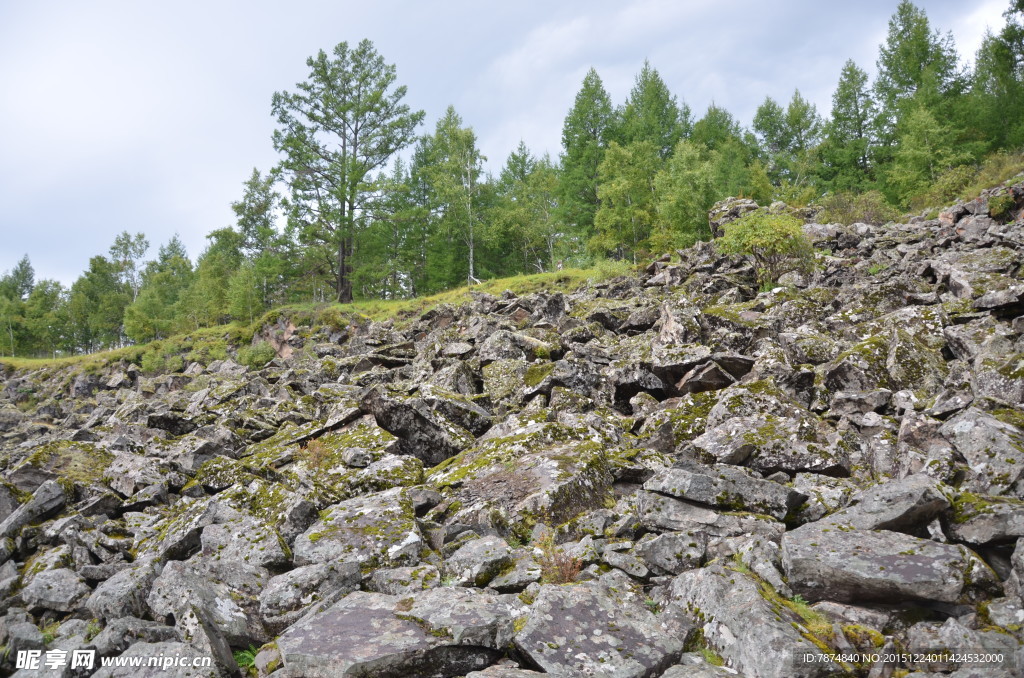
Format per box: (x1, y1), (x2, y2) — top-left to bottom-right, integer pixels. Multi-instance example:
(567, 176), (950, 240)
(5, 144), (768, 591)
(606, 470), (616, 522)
(941, 409), (1024, 496)
(636, 490), (786, 540)
(634, 532), (707, 575)
(276, 591), (502, 678)
(514, 579), (683, 677)
(89, 616), (179, 657)
(815, 474), (949, 532)
(259, 562), (361, 634)
(85, 561), (158, 620)
(643, 465), (806, 520)
(21, 567), (90, 613)
(361, 387), (475, 465)
(782, 524), (998, 604)
(292, 487), (423, 568)
(0, 480), (66, 540)
(366, 565), (441, 595)
(944, 494), (1024, 545)
(488, 550), (541, 592)
(444, 535), (512, 587)
(661, 653), (747, 677)
(147, 558), (268, 646)
(663, 561), (835, 678)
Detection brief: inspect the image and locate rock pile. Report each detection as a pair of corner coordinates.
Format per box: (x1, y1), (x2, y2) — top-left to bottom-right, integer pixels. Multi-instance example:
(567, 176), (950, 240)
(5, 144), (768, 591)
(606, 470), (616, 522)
(1, 179), (1023, 677)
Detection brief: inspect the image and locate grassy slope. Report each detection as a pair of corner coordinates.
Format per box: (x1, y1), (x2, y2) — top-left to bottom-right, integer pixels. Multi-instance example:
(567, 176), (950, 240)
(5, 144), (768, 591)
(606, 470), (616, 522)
(0, 263), (634, 374)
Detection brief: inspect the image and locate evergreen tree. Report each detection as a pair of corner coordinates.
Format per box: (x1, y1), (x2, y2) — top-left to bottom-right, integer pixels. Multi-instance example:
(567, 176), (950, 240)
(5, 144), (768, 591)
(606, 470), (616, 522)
(874, 1), (962, 149)
(272, 39), (424, 303)
(971, 2), (1024, 149)
(0, 256), (34, 301)
(886, 103), (972, 205)
(618, 60), (690, 158)
(123, 236), (193, 343)
(821, 60), (876, 191)
(227, 262), (264, 324)
(557, 68), (615, 249)
(691, 104), (742, 151)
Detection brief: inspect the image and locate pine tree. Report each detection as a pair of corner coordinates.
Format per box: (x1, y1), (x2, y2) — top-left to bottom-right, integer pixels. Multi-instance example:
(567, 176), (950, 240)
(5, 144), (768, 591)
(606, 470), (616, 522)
(272, 39), (424, 303)
(654, 140), (717, 250)
(618, 60), (690, 159)
(873, 1), (962, 149)
(821, 60), (876, 191)
(558, 68), (615, 250)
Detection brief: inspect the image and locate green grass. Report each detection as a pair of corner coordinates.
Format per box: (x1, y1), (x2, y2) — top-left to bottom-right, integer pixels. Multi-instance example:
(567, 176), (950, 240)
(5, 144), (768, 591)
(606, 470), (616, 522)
(0, 262), (636, 375)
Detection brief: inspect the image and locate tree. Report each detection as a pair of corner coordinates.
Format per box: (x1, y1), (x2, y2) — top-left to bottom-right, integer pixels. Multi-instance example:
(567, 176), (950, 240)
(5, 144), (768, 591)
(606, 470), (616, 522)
(493, 143), (562, 272)
(558, 68), (615, 248)
(227, 262), (264, 324)
(971, 3), (1024, 149)
(753, 90), (822, 188)
(618, 60), (689, 158)
(0, 255), (34, 301)
(423, 106), (486, 286)
(123, 236), (193, 342)
(821, 60), (877, 191)
(272, 39), (424, 303)
(66, 256), (128, 352)
(885, 103), (972, 205)
(109, 232), (149, 302)
(654, 141), (718, 250)
(874, 1), (962, 146)
(592, 140), (661, 262)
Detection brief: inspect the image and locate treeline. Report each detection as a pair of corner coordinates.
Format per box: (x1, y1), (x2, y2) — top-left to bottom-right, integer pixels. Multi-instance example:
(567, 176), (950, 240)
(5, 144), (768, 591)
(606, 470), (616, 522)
(2, 0), (1023, 358)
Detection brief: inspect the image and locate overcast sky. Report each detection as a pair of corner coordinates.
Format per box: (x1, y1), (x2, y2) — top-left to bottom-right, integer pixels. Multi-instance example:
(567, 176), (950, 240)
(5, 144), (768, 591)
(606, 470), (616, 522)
(0, 0), (1009, 285)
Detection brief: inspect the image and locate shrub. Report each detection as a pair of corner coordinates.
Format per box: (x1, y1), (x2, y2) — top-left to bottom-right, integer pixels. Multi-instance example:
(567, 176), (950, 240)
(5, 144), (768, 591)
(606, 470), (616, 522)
(818, 191), (899, 225)
(237, 341), (276, 369)
(535, 528), (582, 584)
(715, 210), (816, 285)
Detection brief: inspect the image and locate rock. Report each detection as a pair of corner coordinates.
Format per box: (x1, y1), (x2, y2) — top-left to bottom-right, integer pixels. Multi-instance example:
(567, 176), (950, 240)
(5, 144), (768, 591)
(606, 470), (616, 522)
(20, 567), (90, 613)
(147, 557), (268, 646)
(276, 591), (503, 677)
(634, 532), (707, 575)
(941, 408), (1024, 496)
(660, 653), (741, 677)
(85, 561), (159, 620)
(643, 465), (807, 520)
(361, 387), (475, 465)
(90, 616), (179, 657)
(259, 562), (361, 634)
(782, 524), (998, 604)
(366, 565), (441, 595)
(636, 490), (786, 540)
(292, 487), (423, 568)
(444, 535), (513, 587)
(663, 560), (836, 678)
(514, 578), (683, 677)
(0, 479), (66, 540)
(815, 474), (950, 533)
(429, 419), (613, 535)
(944, 493), (1024, 545)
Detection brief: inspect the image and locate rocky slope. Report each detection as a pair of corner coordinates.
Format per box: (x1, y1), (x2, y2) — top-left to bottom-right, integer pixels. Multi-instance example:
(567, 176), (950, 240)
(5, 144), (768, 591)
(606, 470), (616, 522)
(1, 179), (1024, 678)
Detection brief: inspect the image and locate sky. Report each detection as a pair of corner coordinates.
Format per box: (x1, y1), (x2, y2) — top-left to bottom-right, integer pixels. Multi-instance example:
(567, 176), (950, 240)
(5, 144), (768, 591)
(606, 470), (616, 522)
(0, 0), (1010, 286)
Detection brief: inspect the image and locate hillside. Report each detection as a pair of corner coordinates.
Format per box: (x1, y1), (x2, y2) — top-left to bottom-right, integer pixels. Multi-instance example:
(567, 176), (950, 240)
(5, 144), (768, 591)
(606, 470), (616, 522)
(0, 177), (1023, 677)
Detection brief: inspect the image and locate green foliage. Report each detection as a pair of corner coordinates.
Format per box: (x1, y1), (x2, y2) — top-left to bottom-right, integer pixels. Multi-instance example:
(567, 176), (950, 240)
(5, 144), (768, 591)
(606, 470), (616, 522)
(618, 59), (689, 158)
(237, 341), (277, 369)
(592, 140), (661, 262)
(818, 190), (899, 225)
(558, 68), (615, 245)
(233, 645), (259, 674)
(535, 527), (582, 584)
(653, 140), (717, 249)
(716, 210), (816, 284)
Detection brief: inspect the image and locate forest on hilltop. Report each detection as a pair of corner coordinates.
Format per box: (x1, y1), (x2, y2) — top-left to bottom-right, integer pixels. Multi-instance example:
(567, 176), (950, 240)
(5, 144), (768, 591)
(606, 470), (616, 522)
(2, 0), (1024, 359)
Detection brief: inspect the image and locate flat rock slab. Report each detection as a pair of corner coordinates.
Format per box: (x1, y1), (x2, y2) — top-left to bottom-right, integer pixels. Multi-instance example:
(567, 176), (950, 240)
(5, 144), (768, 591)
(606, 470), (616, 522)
(513, 580), (683, 677)
(945, 494), (1024, 545)
(636, 490), (785, 540)
(292, 487), (422, 568)
(782, 525), (997, 604)
(276, 591), (501, 678)
(643, 465), (806, 520)
(815, 473), (949, 532)
(664, 561), (837, 678)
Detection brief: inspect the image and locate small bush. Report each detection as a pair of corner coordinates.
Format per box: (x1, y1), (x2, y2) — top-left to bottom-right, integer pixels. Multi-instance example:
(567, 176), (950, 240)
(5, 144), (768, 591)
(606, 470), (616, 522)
(818, 191), (899, 226)
(716, 210), (816, 285)
(237, 341), (276, 369)
(140, 348), (165, 375)
(535, 528), (582, 584)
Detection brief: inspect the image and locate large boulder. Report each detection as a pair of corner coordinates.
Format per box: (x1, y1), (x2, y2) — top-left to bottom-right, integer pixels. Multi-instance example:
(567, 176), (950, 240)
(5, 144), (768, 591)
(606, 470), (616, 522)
(514, 576), (683, 677)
